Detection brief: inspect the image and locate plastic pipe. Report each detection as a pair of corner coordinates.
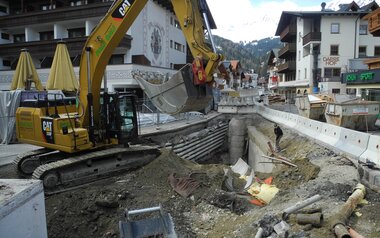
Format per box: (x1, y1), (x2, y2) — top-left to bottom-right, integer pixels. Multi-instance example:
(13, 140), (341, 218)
(282, 194), (322, 219)
(254, 227), (264, 238)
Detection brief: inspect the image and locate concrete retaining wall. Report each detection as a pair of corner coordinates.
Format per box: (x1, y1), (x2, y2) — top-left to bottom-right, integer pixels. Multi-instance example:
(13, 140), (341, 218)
(247, 127), (274, 173)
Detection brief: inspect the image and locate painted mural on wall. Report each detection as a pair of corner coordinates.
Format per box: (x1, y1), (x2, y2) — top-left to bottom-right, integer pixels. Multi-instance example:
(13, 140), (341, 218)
(148, 22), (164, 66)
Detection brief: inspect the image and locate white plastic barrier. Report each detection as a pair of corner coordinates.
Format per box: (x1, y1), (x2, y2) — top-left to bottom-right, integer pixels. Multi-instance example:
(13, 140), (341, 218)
(296, 117), (323, 139)
(274, 110), (289, 126)
(316, 123), (342, 149)
(334, 127), (370, 159)
(359, 135), (380, 166)
(287, 113), (299, 128)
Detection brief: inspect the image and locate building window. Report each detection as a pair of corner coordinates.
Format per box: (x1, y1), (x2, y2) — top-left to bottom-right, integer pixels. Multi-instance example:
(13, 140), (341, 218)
(39, 31), (54, 41)
(359, 25), (368, 35)
(3, 60), (11, 67)
(304, 68), (307, 79)
(1, 32), (9, 40)
(108, 54), (124, 65)
(324, 68), (341, 78)
(359, 46), (366, 57)
(40, 4), (55, 10)
(0, 5), (7, 13)
(331, 23), (340, 34)
(375, 46), (380, 57)
(68, 28), (85, 38)
(14, 34), (25, 43)
(70, 0), (88, 6)
(174, 19), (181, 29)
(330, 45), (339, 55)
(174, 42), (182, 51)
(170, 40), (173, 48)
(332, 88), (340, 94)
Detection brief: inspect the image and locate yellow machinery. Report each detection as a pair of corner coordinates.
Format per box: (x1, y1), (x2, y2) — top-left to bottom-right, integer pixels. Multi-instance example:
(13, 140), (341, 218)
(14, 0), (223, 192)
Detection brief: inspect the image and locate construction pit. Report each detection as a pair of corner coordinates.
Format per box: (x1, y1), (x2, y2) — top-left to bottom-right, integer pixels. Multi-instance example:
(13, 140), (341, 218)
(1, 113), (380, 238)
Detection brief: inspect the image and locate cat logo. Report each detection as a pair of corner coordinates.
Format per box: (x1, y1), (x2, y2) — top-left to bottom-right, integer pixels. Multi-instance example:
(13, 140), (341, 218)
(41, 118), (54, 143)
(112, 0), (135, 21)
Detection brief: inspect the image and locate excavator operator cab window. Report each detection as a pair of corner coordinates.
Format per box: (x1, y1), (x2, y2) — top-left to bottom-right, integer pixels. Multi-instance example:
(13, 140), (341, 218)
(118, 94), (138, 142)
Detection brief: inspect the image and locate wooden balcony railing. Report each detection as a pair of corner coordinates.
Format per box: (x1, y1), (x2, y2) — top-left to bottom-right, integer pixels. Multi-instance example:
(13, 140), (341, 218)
(278, 43), (296, 59)
(277, 61), (296, 73)
(0, 36), (132, 59)
(302, 32), (321, 45)
(365, 9), (380, 36)
(280, 24), (297, 42)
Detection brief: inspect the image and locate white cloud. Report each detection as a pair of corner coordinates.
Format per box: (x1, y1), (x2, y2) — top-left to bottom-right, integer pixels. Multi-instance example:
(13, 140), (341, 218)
(206, 0), (323, 42)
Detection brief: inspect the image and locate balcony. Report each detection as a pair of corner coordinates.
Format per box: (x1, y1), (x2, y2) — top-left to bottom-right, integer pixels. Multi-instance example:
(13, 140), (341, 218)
(366, 10), (380, 36)
(0, 2), (111, 28)
(280, 25), (297, 42)
(302, 32), (321, 46)
(278, 43), (296, 59)
(0, 35), (132, 60)
(277, 60), (296, 73)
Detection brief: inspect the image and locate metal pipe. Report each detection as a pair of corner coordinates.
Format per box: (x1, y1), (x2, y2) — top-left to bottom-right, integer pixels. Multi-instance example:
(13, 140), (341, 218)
(282, 194), (322, 219)
(127, 205), (161, 216)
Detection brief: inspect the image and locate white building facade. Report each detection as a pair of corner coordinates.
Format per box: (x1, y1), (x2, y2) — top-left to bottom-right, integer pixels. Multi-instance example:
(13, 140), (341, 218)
(275, 1), (380, 100)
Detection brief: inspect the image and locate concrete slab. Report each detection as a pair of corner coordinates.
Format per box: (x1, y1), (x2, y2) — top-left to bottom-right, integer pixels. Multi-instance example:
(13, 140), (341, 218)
(0, 179), (47, 238)
(0, 144), (41, 167)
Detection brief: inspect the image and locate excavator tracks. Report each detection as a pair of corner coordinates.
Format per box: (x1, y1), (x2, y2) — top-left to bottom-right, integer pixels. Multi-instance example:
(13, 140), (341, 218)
(13, 148), (58, 177)
(31, 145), (160, 194)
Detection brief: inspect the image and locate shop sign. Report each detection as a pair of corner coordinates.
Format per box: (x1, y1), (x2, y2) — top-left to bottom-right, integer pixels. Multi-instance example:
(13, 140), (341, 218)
(344, 72), (377, 84)
(323, 57), (339, 66)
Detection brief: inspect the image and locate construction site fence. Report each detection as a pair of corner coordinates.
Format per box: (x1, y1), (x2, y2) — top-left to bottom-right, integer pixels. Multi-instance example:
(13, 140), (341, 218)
(135, 98), (206, 128)
(254, 102), (379, 167)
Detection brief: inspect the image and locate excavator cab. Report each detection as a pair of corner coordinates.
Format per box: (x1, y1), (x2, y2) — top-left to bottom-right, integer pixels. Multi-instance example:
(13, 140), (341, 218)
(99, 92), (139, 145)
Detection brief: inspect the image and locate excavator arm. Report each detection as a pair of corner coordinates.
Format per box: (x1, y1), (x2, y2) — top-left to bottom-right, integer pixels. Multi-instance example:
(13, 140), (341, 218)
(78, 0), (223, 129)
(78, 0), (148, 129)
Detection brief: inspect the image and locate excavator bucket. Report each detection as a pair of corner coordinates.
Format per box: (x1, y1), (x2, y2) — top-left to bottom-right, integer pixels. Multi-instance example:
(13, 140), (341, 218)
(133, 64), (212, 115)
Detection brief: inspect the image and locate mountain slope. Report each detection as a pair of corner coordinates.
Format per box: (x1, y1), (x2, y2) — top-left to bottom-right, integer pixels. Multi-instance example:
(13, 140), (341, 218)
(213, 35), (282, 74)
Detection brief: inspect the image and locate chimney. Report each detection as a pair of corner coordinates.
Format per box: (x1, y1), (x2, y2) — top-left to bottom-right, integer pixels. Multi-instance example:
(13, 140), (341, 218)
(321, 2), (326, 11)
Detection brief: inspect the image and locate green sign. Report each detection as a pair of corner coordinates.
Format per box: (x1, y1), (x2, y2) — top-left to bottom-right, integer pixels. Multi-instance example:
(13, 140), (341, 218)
(360, 72), (374, 81)
(346, 74), (357, 81)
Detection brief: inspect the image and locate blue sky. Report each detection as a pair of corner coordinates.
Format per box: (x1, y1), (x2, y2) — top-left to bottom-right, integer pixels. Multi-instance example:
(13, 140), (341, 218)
(206, 0), (362, 42)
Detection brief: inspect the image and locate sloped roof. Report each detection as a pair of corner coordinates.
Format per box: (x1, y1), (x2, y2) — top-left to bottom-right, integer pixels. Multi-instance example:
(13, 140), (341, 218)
(230, 60), (241, 71)
(361, 1), (379, 11)
(267, 49), (280, 66)
(337, 1), (360, 12)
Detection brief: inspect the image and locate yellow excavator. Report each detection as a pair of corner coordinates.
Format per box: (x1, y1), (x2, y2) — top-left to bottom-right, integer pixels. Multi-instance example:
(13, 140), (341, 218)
(14, 0), (223, 192)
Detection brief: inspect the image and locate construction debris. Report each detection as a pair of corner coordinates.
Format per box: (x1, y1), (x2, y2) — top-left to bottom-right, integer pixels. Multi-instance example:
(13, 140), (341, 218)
(329, 183), (366, 238)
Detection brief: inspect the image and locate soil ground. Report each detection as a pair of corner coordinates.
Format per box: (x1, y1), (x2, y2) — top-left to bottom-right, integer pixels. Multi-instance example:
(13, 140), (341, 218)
(1, 113), (379, 237)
